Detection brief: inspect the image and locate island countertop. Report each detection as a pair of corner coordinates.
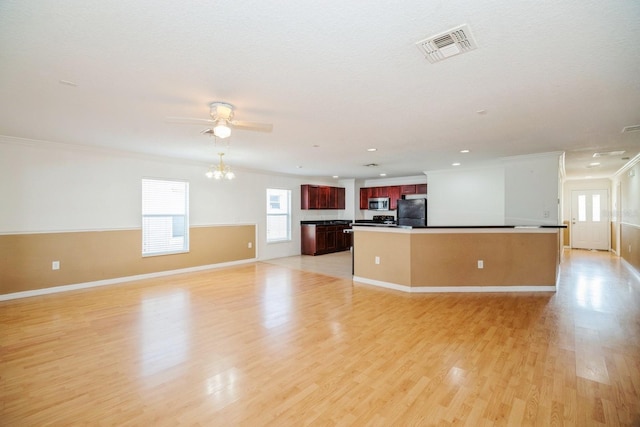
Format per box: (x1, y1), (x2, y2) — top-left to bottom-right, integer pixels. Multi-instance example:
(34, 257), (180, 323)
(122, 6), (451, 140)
(351, 224), (566, 230)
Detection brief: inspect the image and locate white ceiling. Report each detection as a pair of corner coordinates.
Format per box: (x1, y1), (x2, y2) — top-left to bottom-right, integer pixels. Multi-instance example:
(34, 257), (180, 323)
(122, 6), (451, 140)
(1, 1), (639, 180)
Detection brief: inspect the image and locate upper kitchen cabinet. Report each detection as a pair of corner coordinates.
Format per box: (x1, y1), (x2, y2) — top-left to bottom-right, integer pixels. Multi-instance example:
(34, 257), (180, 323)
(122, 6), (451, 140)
(400, 184), (428, 195)
(301, 185), (346, 210)
(359, 183), (427, 210)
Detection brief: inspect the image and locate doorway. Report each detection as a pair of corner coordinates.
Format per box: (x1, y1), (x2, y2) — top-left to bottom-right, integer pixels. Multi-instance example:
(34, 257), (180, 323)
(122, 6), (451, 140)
(570, 189), (609, 250)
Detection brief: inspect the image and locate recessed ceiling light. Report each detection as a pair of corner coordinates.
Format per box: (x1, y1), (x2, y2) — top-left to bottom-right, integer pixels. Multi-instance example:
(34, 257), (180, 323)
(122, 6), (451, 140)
(332, 175), (339, 178)
(59, 79), (78, 87)
(367, 148), (377, 152)
(379, 173), (387, 177)
(476, 109), (487, 115)
(589, 162), (600, 166)
(460, 149), (470, 153)
(452, 162), (461, 166)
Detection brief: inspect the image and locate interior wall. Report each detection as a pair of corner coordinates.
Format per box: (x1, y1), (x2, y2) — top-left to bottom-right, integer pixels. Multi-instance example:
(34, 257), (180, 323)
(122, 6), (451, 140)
(426, 166), (506, 226)
(615, 158), (640, 271)
(426, 153), (562, 226)
(0, 138), (350, 295)
(0, 225), (255, 295)
(503, 153), (561, 225)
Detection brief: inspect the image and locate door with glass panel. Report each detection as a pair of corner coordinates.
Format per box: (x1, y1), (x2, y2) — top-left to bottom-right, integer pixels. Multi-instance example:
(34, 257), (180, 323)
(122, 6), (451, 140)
(570, 189), (609, 250)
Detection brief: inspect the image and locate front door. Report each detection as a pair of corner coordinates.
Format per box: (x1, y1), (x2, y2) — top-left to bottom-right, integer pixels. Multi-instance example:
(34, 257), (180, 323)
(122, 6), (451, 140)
(571, 189), (609, 250)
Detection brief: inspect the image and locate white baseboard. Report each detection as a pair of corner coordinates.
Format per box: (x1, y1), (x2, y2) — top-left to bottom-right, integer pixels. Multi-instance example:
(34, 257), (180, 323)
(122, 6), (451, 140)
(0, 258), (257, 301)
(620, 257), (640, 282)
(352, 276), (556, 293)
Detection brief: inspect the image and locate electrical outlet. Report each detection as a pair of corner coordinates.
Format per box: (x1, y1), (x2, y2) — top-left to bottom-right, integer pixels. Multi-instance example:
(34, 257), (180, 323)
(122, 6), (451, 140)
(248, 242), (252, 249)
(52, 261), (60, 270)
(375, 256), (380, 265)
(477, 260), (484, 269)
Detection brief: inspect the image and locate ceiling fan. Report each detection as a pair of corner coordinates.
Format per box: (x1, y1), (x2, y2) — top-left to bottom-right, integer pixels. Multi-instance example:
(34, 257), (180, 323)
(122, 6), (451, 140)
(166, 102), (273, 139)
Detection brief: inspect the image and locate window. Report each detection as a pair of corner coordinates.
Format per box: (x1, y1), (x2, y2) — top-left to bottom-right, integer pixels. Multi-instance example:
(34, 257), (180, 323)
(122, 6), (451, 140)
(266, 188), (291, 242)
(142, 178), (189, 256)
(578, 195), (586, 222)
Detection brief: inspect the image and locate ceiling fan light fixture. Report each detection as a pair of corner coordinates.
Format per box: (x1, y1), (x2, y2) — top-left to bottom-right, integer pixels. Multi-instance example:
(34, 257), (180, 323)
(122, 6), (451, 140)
(213, 120), (231, 139)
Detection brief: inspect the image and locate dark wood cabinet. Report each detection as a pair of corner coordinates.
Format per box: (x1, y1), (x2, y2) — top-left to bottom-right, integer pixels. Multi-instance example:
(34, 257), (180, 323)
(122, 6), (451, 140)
(359, 183), (427, 210)
(400, 185), (417, 195)
(336, 188), (345, 210)
(388, 186), (401, 210)
(359, 187), (370, 209)
(301, 185), (345, 210)
(301, 224), (351, 255)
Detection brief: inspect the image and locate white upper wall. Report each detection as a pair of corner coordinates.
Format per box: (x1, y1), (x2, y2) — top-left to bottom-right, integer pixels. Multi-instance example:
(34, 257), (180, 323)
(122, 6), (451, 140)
(427, 166), (505, 226)
(504, 153), (562, 225)
(426, 152), (562, 226)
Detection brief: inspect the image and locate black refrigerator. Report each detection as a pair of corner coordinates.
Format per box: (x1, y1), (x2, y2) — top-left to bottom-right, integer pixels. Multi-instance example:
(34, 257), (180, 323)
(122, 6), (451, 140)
(397, 198), (427, 227)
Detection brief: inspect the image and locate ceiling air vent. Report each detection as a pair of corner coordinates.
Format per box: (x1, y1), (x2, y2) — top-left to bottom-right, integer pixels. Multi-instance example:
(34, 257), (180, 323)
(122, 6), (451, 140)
(416, 24), (478, 64)
(622, 125), (640, 133)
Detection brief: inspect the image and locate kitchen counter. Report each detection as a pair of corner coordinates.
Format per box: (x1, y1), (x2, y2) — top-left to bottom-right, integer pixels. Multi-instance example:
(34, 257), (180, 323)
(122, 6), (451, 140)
(351, 225), (563, 293)
(300, 220), (352, 226)
(351, 223), (566, 229)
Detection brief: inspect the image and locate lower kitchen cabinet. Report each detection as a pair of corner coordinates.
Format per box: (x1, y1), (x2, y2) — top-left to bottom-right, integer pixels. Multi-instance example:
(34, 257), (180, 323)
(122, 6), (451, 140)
(301, 223), (352, 255)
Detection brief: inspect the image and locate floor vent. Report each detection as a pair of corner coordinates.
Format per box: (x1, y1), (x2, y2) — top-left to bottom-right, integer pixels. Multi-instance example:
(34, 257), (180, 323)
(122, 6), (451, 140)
(416, 24), (478, 64)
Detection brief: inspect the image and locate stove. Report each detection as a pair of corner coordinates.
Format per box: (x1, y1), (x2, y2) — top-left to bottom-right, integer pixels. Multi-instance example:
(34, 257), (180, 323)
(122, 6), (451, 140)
(373, 215), (396, 224)
(354, 215), (396, 225)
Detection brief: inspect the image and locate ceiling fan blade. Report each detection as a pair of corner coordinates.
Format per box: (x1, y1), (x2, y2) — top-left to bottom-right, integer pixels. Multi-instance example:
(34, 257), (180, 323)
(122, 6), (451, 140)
(165, 117), (216, 126)
(230, 120), (273, 132)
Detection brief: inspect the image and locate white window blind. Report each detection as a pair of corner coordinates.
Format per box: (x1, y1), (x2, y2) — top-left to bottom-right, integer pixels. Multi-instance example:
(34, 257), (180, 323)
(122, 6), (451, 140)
(142, 178), (189, 256)
(266, 188), (291, 242)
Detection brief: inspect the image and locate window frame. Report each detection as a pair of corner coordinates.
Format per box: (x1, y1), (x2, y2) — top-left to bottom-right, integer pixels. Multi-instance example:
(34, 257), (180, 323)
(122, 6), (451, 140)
(141, 178), (190, 257)
(266, 188), (291, 243)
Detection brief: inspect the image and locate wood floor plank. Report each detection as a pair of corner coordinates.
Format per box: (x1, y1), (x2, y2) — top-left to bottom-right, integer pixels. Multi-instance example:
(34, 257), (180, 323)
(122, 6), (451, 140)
(1, 249), (640, 425)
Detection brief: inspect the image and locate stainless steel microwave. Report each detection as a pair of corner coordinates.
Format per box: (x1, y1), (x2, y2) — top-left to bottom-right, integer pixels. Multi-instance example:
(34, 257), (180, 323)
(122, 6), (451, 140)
(368, 197), (390, 211)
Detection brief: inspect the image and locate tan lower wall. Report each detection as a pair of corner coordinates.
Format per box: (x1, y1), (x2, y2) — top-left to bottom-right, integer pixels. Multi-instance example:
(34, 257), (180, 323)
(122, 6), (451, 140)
(563, 220), (570, 246)
(353, 231), (411, 286)
(354, 230), (559, 288)
(620, 223), (640, 272)
(410, 232), (558, 287)
(0, 225), (256, 295)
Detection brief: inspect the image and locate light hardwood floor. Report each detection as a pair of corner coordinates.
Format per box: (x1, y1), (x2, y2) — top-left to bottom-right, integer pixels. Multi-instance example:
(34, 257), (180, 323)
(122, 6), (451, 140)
(1, 249), (639, 425)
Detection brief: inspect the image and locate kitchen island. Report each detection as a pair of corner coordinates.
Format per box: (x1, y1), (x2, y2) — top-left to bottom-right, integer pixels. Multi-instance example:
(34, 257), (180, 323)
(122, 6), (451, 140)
(351, 225), (564, 292)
